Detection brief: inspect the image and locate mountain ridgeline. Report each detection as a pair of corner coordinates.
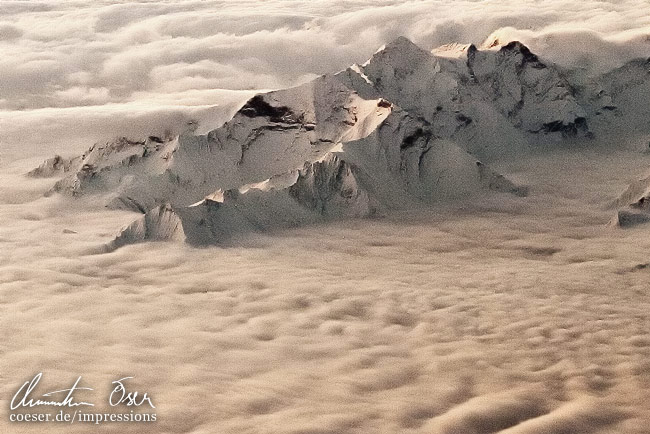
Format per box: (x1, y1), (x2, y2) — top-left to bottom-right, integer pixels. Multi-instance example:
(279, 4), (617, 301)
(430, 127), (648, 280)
(29, 37), (650, 247)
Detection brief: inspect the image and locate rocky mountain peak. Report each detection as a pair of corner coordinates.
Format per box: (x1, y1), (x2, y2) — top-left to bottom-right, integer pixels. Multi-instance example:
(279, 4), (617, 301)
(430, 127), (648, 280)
(30, 36), (650, 247)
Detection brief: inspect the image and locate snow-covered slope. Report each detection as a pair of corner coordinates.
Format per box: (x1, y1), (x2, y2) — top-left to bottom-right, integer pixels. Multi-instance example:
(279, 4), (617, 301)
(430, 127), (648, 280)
(592, 58), (650, 229)
(590, 58), (650, 145)
(104, 107), (526, 248)
(32, 36), (650, 247)
(337, 37), (601, 158)
(467, 41), (587, 136)
(107, 154), (379, 249)
(32, 76), (392, 213)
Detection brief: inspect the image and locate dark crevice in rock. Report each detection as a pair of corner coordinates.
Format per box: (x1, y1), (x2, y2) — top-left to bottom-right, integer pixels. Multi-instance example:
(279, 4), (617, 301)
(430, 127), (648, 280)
(261, 124), (302, 132)
(240, 95), (295, 123)
(540, 117), (588, 137)
(456, 113), (473, 126)
(401, 128), (433, 150)
(377, 99), (392, 108)
(115, 196), (147, 214)
(417, 146), (434, 178)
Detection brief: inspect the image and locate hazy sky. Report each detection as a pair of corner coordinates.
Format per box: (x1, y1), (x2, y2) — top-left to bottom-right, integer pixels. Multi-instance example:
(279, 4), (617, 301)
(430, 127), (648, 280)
(0, 0), (649, 159)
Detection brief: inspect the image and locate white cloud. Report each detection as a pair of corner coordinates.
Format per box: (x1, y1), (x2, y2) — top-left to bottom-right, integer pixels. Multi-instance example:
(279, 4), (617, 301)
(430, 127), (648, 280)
(0, 97), (248, 161)
(0, 23), (22, 40)
(1, 149), (650, 433)
(0, 0), (648, 158)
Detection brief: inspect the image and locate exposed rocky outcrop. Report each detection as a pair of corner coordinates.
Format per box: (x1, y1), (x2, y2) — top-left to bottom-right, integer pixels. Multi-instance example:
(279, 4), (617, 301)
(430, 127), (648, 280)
(467, 41), (587, 137)
(107, 203), (184, 250)
(612, 173), (650, 228)
(28, 155), (77, 178)
(288, 155), (378, 218)
(610, 207), (650, 228)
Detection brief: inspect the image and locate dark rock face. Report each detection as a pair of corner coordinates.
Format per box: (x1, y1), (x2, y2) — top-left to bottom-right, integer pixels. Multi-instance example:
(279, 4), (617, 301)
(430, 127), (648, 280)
(500, 41), (546, 69)
(401, 128), (433, 150)
(239, 95), (296, 123)
(377, 99), (392, 108)
(612, 208), (650, 228)
(541, 117), (588, 137)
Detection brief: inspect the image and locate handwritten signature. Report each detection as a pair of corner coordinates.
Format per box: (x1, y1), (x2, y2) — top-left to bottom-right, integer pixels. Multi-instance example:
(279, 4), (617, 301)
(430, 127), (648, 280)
(10, 373), (155, 410)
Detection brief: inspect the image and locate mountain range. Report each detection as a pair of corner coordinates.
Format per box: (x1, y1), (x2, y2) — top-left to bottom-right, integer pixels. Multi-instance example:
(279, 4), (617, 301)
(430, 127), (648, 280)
(28, 37), (650, 248)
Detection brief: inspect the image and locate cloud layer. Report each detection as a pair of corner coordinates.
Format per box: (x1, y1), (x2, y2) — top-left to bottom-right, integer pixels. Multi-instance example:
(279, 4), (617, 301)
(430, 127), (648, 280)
(1, 0), (649, 159)
(2, 149), (650, 433)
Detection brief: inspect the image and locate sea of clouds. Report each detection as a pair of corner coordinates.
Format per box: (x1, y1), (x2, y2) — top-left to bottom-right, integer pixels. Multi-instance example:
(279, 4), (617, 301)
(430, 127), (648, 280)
(1, 0), (649, 160)
(3, 149), (650, 433)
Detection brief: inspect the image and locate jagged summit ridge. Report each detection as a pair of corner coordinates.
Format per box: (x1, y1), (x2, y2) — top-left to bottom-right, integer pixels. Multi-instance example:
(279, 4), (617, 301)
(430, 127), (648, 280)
(33, 75), (393, 213)
(31, 36), (650, 247)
